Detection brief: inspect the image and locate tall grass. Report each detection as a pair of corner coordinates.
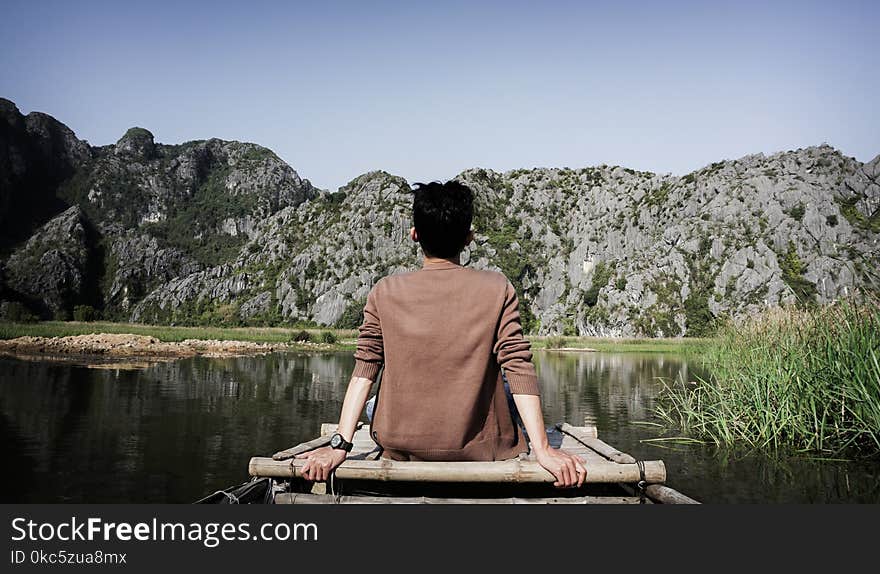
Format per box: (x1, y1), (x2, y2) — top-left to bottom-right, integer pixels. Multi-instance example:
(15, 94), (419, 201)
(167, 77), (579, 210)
(544, 335), (567, 349)
(656, 298), (880, 455)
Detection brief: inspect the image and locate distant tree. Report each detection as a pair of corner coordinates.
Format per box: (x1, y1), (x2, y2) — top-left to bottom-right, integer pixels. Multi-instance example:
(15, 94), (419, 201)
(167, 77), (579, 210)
(73, 305), (99, 322)
(292, 330), (312, 343)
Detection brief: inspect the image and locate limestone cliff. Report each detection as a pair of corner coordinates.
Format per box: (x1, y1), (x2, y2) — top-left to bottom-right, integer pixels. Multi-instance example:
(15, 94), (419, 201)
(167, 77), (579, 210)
(1, 98), (877, 334)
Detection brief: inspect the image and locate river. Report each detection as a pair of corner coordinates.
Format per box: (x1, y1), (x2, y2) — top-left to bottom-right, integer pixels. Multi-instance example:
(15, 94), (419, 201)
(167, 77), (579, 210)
(0, 351), (877, 503)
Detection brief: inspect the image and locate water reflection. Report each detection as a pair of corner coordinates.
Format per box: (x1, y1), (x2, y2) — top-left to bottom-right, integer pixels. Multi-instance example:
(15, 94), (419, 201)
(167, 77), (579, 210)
(0, 352), (877, 503)
(0, 353), (353, 503)
(535, 352), (690, 430)
(536, 352), (879, 503)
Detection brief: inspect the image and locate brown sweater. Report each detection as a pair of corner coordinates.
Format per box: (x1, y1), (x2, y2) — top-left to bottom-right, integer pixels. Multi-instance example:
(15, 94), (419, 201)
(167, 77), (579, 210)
(351, 259), (541, 462)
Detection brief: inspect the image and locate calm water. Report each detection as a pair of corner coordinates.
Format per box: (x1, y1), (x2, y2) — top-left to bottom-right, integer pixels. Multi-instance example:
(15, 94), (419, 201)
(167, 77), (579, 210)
(0, 351), (877, 503)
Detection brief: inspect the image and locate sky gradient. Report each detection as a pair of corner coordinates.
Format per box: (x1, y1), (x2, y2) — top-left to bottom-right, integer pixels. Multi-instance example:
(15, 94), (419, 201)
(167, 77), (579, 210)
(2, 0), (878, 191)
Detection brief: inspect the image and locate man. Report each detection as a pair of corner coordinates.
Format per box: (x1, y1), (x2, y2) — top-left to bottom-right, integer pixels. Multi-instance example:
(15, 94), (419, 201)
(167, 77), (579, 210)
(297, 181), (586, 488)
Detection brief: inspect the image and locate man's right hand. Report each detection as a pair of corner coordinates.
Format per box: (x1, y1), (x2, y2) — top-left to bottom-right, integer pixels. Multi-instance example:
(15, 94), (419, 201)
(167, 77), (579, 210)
(533, 447), (587, 488)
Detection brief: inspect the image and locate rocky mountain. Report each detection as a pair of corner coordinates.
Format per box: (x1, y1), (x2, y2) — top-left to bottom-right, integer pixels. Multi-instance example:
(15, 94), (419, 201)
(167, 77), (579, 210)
(1, 97), (878, 335)
(0, 98), (317, 321)
(0, 98), (90, 249)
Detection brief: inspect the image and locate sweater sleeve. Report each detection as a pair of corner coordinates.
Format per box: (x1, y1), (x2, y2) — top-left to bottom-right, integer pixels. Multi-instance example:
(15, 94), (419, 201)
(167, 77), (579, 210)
(493, 280), (540, 395)
(352, 286), (384, 381)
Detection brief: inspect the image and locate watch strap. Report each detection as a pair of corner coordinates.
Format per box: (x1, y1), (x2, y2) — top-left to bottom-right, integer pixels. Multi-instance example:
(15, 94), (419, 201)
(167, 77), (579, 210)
(330, 432), (353, 452)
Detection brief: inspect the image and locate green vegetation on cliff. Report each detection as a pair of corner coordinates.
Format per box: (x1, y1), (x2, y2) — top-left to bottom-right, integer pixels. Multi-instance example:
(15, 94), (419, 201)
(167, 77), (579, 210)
(1, 100), (878, 337)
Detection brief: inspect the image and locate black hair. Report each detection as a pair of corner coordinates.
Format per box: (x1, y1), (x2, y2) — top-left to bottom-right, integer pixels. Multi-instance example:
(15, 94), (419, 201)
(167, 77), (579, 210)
(411, 181), (474, 259)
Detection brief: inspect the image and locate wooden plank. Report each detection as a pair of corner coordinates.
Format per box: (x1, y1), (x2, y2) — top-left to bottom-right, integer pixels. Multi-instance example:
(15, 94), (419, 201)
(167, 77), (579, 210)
(584, 438), (636, 464)
(559, 437), (609, 460)
(275, 493), (648, 505)
(560, 423), (699, 504)
(568, 425), (598, 438)
(555, 446), (613, 464)
(273, 423), (365, 460)
(558, 423), (636, 464)
(347, 447), (382, 461)
(249, 456), (666, 484)
(272, 435), (332, 461)
(550, 435), (610, 463)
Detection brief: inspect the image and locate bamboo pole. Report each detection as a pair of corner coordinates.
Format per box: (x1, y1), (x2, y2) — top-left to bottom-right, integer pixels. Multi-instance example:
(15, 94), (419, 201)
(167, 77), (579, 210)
(645, 484), (700, 505)
(249, 456), (666, 484)
(275, 493), (648, 505)
(558, 423), (636, 464)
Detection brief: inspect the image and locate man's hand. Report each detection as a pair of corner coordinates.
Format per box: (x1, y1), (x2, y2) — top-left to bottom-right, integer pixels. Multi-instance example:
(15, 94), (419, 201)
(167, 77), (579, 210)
(295, 446), (348, 482)
(511, 393), (587, 488)
(533, 446), (587, 488)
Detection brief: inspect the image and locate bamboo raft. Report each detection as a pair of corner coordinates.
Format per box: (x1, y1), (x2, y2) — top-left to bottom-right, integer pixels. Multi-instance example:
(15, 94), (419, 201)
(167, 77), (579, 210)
(244, 422), (699, 504)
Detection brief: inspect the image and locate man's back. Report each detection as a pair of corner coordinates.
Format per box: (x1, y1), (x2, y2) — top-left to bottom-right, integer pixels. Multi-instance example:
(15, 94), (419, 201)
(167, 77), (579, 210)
(297, 180), (585, 487)
(352, 258), (541, 461)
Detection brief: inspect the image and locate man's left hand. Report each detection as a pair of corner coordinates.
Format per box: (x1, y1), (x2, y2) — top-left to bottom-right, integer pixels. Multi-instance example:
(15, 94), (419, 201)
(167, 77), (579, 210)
(295, 446), (348, 482)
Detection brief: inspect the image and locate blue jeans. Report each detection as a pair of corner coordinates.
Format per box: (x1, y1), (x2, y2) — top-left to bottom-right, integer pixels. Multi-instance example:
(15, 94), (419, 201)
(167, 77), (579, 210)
(365, 394), (377, 421)
(502, 371), (530, 444)
(363, 371), (529, 442)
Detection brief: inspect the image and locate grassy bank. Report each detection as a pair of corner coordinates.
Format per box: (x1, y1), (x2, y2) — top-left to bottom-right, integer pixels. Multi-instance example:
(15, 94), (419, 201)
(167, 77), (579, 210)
(534, 335), (708, 354)
(656, 299), (880, 455)
(0, 321), (359, 349)
(0, 321), (705, 354)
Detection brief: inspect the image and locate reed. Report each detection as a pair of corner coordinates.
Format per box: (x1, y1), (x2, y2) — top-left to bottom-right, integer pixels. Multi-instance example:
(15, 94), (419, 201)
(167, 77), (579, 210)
(656, 297), (880, 455)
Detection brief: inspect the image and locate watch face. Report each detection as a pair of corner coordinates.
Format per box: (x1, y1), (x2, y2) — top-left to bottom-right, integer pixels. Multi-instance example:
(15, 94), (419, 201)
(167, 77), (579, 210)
(331, 434), (341, 448)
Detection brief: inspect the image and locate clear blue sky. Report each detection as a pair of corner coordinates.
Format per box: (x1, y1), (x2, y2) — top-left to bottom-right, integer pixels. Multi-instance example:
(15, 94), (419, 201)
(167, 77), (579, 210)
(2, 0), (877, 191)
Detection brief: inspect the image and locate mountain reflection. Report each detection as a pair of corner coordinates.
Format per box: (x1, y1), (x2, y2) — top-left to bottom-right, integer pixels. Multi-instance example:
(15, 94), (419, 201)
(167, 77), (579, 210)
(0, 352), (877, 503)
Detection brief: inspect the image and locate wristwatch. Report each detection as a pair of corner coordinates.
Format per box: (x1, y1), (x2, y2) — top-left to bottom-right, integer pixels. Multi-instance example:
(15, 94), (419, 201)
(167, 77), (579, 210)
(329, 432), (353, 452)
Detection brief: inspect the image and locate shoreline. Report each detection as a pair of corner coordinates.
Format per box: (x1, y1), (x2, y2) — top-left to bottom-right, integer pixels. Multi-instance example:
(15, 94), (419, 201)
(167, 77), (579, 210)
(0, 333), (347, 366)
(0, 321), (707, 361)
